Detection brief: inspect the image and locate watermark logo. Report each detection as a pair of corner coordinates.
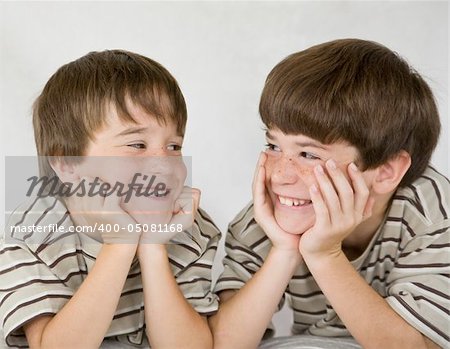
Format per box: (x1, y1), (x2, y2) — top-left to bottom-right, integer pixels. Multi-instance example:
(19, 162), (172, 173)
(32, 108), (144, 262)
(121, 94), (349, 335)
(26, 173), (169, 203)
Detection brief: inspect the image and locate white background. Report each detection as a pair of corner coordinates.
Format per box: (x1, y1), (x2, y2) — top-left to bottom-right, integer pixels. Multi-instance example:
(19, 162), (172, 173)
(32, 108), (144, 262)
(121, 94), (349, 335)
(1, 1), (448, 336)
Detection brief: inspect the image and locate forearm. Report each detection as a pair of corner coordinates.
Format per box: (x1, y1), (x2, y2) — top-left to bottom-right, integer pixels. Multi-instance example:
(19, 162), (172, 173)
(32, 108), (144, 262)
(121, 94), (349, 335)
(209, 247), (301, 349)
(138, 244), (211, 349)
(39, 244), (137, 349)
(305, 252), (428, 349)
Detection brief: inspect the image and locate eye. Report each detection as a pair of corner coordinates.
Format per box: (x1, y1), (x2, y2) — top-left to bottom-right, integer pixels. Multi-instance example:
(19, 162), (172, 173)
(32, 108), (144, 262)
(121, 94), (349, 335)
(127, 143), (146, 150)
(299, 151), (321, 160)
(265, 143), (281, 152)
(167, 144), (182, 152)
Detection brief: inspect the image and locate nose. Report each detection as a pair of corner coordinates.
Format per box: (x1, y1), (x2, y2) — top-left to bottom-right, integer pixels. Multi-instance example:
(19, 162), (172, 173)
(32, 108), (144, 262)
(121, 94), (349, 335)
(150, 159), (177, 176)
(270, 155), (298, 185)
(140, 151), (175, 175)
(145, 146), (167, 157)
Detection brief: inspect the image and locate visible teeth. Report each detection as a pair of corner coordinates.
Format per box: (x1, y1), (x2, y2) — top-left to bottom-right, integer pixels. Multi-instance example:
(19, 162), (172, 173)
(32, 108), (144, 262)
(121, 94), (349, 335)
(155, 190), (170, 197)
(279, 195), (310, 207)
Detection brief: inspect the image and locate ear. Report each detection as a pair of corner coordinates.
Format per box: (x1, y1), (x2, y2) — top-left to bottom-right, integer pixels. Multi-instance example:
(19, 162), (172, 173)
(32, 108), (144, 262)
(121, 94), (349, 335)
(49, 158), (81, 184)
(371, 150), (411, 194)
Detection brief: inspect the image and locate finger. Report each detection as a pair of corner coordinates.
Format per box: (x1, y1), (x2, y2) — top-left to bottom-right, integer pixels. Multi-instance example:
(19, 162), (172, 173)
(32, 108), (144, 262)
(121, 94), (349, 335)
(103, 184), (127, 217)
(146, 203), (195, 244)
(309, 183), (330, 226)
(347, 163), (370, 217)
(74, 176), (106, 215)
(252, 152), (267, 195)
(253, 158), (268, 208)
(179, 186), (201, 213)
(325, 159), (355, 215)
(169, 187), (198, 231)
(192, 188), (201, 214)
(314, 164), (341, 222)
(176, 186), (197, 213)
(82, 176), (110, 215)
(362, 196), (375, 220)
(169, 210), (193, 233)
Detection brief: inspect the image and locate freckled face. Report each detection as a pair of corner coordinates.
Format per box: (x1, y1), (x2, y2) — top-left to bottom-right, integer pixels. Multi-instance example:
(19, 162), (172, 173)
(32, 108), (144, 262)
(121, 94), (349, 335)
(264, 128), (360, 235)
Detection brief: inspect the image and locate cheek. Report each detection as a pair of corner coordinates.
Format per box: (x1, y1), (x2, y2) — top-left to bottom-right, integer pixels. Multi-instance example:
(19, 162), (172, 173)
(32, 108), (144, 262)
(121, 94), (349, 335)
(292, 164), (317, 188)
(264, 156), (276, 185)
(169, 159), (187, 197)
(264, 156), (276, 179)
(265, 156), (318, 187)
(74, 159), (109, 182)
(175, 161), (187, 183)
(80, 157), (143, 184)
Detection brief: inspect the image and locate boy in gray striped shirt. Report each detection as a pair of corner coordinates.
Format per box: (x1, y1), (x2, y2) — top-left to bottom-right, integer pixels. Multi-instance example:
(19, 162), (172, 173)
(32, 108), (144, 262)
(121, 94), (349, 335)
(210, 39), (449, 348)
(1, 50), (220, 348)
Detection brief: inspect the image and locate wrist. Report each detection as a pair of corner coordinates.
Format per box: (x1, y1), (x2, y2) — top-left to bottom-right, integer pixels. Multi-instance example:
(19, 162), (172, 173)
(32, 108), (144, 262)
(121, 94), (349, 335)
(137, 243), (167, 259)
(269, 246), (303, 270)
(302, 248), (347, 270)
(101, 243), (138, 259)
(300, 239), (343, 261)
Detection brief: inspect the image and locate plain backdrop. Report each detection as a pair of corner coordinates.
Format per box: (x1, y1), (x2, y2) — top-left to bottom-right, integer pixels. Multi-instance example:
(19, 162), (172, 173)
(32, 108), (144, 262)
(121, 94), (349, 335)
(1, 1), (448, 337)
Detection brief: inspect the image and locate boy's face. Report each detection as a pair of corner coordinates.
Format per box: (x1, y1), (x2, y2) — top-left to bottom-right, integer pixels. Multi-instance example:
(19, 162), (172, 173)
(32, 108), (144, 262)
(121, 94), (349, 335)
(264, 128), (363, 235)
(72, 101), (187, 226)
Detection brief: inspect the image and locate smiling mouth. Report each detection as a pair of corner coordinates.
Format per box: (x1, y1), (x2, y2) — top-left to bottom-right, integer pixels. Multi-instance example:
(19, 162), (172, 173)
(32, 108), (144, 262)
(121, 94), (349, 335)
(277, 195), (312, 207)
(154, 188), (171, 198)
(132, 187), (172, 198)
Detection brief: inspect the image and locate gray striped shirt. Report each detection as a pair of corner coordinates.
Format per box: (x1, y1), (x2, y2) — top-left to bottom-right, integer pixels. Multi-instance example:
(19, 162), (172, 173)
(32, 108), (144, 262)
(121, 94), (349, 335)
(215, 166), (450, 348)
(1, 197), (221, 348)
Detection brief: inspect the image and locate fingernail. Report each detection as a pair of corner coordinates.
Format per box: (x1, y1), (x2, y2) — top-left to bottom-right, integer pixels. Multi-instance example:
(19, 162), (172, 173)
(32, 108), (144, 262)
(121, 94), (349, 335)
(315, 164), (324, 174)
(327, 159), (337, 170)
(310, 184), (318, 193)
(349, 162), (358, 172)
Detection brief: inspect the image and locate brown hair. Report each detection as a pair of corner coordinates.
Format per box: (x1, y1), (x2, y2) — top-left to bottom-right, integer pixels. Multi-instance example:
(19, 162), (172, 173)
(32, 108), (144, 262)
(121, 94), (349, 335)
(33, 49), (187, 175)
(260, 38), (441, 186)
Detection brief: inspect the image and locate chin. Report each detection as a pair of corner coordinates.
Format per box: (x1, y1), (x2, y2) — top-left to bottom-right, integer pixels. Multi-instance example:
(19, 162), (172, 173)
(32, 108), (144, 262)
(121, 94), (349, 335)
(274, 211), (315, 235)
(276, 219), (310, 235)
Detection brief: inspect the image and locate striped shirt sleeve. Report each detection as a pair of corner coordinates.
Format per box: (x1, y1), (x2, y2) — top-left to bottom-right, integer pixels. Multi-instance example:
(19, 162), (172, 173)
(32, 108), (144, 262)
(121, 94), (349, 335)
(214, 203), (285, 310)
(385, 222), (450, 348)
(213, 203), (285, 336)
(169, 208), (221, 316)
(214, 203), (264, 290)
(0, 243), (75, 348)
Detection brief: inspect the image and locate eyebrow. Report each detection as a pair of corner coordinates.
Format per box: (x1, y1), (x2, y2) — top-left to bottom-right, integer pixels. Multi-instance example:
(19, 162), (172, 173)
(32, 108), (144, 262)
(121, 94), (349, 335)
(295, 141), (328, 150)
(265, 130), (328, 150)
(115, 127), (148, 137)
